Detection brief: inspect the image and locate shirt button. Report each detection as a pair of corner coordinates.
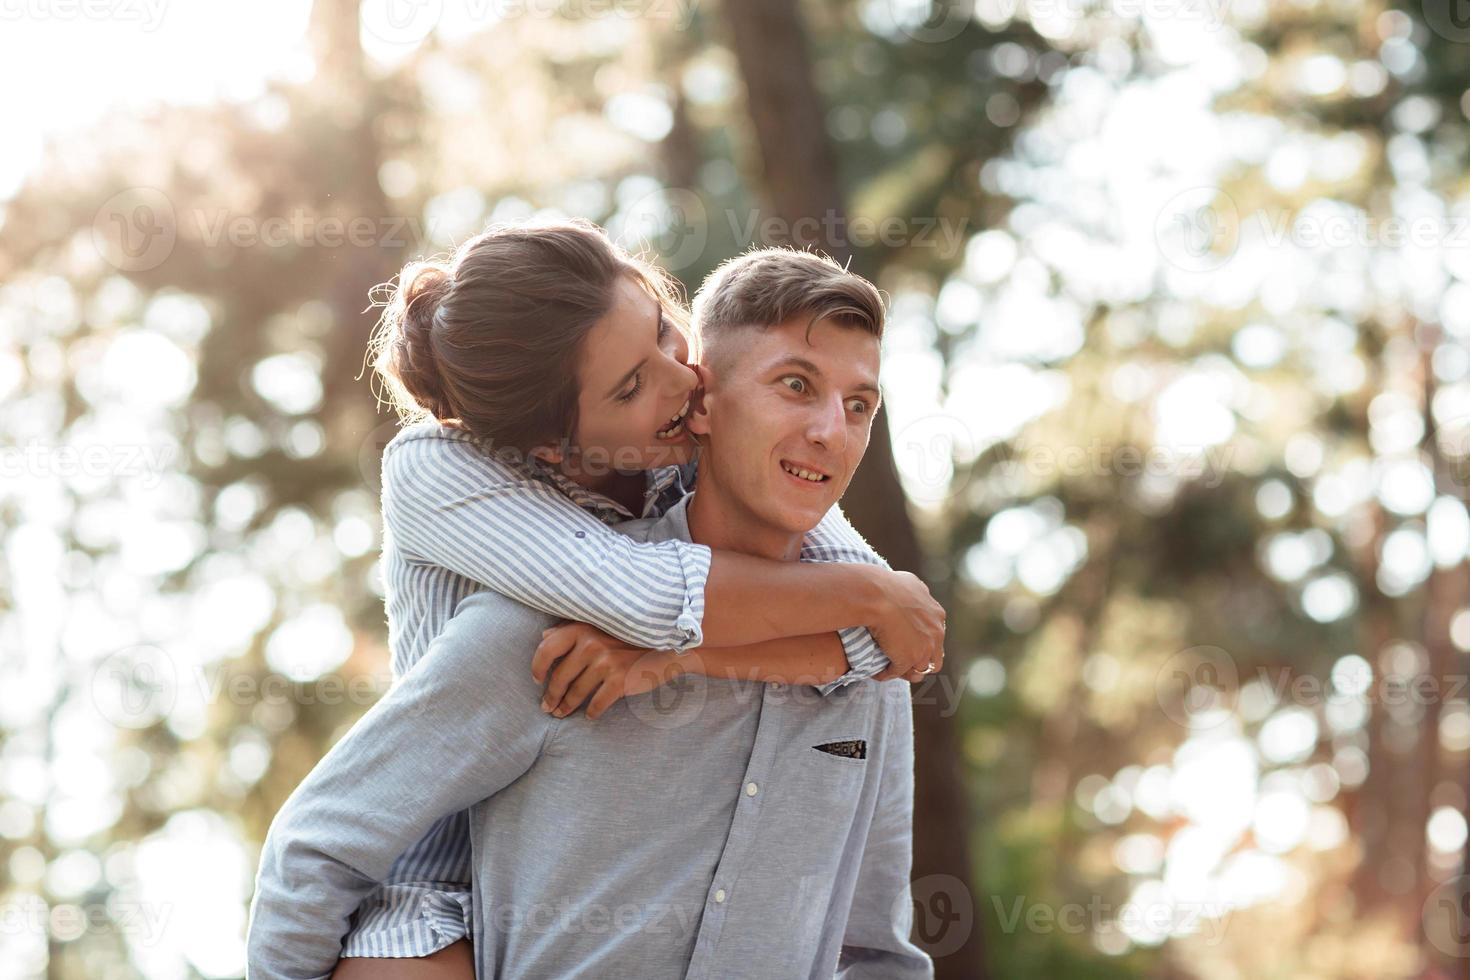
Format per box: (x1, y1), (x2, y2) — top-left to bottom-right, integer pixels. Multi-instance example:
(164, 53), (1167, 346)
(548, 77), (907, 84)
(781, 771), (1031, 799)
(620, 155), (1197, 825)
(745, 782), (759, 797)
(714, 889), (727, 904)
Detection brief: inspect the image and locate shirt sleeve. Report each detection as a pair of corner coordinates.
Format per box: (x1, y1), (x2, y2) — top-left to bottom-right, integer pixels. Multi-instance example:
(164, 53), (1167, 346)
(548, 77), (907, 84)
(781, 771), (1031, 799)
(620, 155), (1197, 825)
(835, 684), (934, 979)
(802, 503), (894, 692)
(382, 429), (711, 652)
(245, 592), (557, 980)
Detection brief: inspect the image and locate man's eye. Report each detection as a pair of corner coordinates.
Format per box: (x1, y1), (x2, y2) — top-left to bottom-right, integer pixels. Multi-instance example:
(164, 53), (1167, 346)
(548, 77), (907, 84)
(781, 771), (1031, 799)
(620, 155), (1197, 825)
(847, 398), (869, 415)
(781, 377), (806, 393)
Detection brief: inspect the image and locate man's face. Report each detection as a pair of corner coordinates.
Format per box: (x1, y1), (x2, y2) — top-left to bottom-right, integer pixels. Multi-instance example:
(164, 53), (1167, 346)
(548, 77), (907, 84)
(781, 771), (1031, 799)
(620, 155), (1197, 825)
(688, 316), (881, 536)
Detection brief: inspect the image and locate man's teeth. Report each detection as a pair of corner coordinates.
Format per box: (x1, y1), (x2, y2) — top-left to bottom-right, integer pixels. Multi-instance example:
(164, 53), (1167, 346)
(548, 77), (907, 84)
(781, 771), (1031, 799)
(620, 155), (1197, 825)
(781, 462), (827, 482)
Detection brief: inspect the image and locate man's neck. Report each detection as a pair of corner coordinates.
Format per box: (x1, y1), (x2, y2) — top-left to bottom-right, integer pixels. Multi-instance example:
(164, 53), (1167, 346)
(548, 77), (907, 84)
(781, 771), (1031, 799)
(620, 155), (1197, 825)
(686, 478), (804, 562)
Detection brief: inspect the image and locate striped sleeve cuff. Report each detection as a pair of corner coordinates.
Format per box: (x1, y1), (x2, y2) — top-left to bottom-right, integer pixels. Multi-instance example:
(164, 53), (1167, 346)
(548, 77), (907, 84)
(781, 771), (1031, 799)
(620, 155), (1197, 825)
(339, 883), (473, 958)
(815, 626), (891, 695)
(668, 540), (711, 653)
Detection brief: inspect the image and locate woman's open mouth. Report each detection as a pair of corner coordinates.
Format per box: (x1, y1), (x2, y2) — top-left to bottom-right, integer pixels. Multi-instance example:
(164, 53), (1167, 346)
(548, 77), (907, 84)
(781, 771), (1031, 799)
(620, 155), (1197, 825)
(655, 396), (693, 440)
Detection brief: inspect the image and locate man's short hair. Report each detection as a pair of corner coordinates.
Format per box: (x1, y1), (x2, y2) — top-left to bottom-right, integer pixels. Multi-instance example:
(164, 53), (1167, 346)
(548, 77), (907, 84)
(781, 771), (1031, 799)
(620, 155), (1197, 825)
(691, 248), (885, 370)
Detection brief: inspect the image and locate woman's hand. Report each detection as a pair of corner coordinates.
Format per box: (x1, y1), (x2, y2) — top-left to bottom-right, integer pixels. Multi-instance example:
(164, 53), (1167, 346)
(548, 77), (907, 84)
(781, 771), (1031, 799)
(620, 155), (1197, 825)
(532, 623), (682, 719)
(868, 569), (947, 682)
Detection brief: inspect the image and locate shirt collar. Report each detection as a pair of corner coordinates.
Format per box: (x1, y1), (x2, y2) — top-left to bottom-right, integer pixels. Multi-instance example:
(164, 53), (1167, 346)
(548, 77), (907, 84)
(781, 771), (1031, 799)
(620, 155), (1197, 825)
(506, 449), (691, 525)
(643, 490), (695, 544)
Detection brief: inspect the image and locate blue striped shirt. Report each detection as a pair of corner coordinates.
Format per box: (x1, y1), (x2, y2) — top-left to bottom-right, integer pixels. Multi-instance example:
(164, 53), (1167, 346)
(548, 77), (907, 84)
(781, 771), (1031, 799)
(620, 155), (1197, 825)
(340, 421), (892, 957)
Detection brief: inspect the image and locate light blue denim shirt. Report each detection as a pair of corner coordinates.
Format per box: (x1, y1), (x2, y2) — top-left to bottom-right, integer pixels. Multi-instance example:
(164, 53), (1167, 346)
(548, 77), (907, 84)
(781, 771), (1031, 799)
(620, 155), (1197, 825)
(246, 494), (930, 979)
(349, 422), (895, 956)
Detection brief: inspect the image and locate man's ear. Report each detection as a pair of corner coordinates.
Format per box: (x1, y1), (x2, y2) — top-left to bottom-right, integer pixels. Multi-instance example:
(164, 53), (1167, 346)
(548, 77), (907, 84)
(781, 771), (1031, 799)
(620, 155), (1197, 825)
(686, 399), (712, 438)
(686, 363), (713, 438)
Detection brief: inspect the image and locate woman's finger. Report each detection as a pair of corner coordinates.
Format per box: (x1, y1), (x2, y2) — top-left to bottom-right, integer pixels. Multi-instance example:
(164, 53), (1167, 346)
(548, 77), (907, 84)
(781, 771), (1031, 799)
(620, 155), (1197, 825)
(873, 663), (906, 681)
(552, 667), (605, 718)
(542, 648), (587, 709)
(585, 682), (624, 721)
(531, 626), (577, 683)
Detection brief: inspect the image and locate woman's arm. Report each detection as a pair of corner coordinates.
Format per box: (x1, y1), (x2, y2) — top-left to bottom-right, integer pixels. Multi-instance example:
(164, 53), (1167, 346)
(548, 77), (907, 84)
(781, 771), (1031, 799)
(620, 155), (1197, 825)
(382, 427), (944, 667)
(802, 503), (943, 684)
(533, 624), (853, 718)
(333, 942), (474, 980)
(678, 633), (850, 686)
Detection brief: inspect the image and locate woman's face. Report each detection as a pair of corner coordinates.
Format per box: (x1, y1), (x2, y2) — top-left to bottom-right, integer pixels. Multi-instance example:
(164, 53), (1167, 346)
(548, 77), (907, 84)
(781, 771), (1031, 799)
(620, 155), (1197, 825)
(558, 274), (700, 483)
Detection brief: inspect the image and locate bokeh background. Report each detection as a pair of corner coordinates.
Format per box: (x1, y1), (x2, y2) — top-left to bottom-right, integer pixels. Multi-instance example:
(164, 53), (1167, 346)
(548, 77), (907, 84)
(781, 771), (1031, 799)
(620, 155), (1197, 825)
(4, 0), (1470, 976)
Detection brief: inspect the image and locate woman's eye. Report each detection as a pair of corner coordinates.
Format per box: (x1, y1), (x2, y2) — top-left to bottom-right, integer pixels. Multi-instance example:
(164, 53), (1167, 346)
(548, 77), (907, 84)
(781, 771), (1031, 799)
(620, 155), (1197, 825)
(781, 376), (806, 393)
(847, 399), (868, 415)
(618, 374), (644, 403)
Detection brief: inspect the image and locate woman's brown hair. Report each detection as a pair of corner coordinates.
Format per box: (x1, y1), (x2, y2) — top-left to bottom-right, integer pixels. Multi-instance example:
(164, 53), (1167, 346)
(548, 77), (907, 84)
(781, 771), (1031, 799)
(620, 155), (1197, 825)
(368, 218), (689, 456)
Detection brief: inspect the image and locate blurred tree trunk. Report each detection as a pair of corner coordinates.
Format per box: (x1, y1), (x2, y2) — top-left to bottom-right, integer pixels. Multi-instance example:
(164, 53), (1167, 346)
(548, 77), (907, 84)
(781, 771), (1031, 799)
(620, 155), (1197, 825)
(719, 1), (988, 976)
(1420, 322), (1470, 979)
(308, 0), (406, 441)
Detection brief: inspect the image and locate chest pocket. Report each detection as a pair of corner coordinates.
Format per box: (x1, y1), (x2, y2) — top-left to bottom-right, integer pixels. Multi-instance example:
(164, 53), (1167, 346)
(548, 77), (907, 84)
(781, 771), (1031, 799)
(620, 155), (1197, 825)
(788, 683), (880, 804)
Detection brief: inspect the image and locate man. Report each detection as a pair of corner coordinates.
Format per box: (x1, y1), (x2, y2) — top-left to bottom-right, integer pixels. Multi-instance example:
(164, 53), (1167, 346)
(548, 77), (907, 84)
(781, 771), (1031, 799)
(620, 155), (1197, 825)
(246, 248), (932, 979)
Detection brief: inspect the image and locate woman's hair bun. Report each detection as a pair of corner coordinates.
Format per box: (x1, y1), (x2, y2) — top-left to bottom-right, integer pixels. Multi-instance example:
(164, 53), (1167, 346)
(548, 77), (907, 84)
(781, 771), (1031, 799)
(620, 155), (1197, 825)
(370, 260), (458, 422)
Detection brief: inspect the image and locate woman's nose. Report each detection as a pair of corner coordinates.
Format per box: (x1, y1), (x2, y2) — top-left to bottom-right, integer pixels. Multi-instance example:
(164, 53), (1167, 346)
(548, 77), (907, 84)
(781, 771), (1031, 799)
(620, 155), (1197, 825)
(659, 356), (698, 397)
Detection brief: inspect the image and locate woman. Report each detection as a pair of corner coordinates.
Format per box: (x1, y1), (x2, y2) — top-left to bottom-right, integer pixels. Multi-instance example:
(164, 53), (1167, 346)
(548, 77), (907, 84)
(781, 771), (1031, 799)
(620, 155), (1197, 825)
(332, 219), (945, 977)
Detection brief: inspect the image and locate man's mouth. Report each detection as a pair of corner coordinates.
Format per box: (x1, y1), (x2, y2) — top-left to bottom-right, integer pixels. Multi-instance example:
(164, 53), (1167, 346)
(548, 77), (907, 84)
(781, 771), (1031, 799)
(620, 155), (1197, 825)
(780, 459), (831, 484)
(655, 396), (693, 440)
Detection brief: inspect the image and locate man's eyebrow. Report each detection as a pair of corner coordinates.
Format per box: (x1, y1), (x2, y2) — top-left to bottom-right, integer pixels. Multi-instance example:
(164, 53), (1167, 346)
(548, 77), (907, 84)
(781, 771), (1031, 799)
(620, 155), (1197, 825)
(772, 355), (823, 377)
(772, 354), (880, 398)
(604, 305), (662, 399)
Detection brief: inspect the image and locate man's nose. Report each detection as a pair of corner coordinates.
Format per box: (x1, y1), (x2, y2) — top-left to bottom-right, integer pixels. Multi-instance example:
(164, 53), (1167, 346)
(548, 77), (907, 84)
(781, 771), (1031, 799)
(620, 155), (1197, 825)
(806, 395), (846, 450)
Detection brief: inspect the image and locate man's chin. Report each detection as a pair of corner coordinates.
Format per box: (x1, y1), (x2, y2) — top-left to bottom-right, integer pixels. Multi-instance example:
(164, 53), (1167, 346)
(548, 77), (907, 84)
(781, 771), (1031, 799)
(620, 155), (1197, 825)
(764, 496), (834, 536)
